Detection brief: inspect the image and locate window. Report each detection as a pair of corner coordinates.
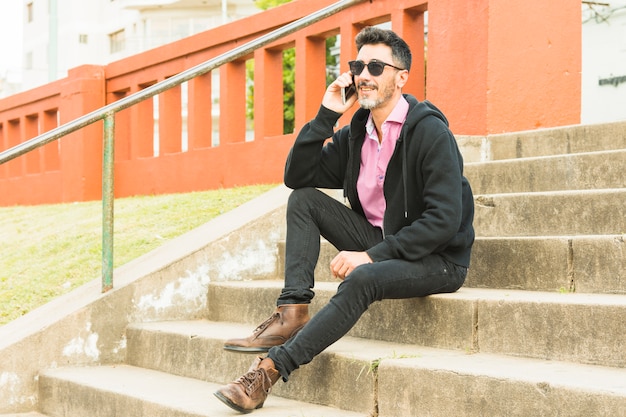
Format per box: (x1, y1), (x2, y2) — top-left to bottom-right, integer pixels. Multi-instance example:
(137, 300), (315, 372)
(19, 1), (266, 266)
(109, 29), (125, 54)
(79, 34), (88, 44)
(26, 2), (34, 22)
(25, 51), (33, 70)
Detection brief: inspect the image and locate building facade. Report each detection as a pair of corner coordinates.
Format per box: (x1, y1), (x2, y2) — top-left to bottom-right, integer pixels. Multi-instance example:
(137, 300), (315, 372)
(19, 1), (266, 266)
(581, 0), (626, 123)
(16, 0), (260, 91)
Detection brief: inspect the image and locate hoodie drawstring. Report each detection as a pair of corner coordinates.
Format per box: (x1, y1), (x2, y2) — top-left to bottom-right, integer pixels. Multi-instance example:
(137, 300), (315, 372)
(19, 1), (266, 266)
(401, 131), (408, 219)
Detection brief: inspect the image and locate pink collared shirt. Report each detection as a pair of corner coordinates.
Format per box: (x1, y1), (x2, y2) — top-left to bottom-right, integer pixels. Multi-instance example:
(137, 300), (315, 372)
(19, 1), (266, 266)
(357, 96), (409, 229)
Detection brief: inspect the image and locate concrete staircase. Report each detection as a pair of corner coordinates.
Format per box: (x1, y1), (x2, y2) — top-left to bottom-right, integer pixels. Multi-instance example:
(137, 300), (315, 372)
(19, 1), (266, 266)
(3, 121), (626, 416)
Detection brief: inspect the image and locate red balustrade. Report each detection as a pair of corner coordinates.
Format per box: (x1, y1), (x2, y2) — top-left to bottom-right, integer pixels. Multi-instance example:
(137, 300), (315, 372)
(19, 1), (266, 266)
(0, 0), (581, 206)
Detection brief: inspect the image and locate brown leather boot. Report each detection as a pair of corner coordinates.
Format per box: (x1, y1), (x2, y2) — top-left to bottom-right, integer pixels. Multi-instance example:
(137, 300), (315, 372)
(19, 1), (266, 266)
(214, 356), (280, 413)
(224, 304), (309, 352)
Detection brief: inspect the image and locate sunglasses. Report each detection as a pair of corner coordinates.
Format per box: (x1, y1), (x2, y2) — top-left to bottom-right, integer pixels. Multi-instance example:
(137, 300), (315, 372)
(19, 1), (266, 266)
(348, 60), (405, 76)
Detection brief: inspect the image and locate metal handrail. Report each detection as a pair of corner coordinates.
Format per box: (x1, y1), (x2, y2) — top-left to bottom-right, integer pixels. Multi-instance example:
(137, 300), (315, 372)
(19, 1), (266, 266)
(0, 0), (366, 292)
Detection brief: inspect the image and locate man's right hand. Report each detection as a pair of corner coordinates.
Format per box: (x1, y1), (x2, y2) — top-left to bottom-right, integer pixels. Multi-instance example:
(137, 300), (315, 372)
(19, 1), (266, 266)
(322, 72), (358, 114)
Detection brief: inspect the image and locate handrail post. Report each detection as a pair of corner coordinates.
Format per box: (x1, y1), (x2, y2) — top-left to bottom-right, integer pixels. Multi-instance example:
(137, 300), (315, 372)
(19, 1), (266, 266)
(102, 112), (115, 292)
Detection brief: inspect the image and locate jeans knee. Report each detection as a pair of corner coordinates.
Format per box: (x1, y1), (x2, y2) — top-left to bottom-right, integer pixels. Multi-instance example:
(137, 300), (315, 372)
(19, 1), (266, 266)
(339, 268), (379, 305)
(289, 187), (319, 200)
(287, 187), (317, 211)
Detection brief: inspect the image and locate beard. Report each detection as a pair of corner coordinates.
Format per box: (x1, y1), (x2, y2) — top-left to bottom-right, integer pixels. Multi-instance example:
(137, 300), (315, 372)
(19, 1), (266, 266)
(358, 81), (396, 110)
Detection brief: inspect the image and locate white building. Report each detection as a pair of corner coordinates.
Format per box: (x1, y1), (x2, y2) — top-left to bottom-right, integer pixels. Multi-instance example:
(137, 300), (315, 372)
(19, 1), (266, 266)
(581, 0), (626, 124)
(16, 0), (260, 92)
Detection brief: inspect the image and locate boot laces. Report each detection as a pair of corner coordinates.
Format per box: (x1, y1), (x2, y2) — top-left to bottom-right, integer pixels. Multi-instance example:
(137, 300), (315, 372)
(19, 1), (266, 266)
(252, 312), (281, 334)
(237, 369), (273, 396)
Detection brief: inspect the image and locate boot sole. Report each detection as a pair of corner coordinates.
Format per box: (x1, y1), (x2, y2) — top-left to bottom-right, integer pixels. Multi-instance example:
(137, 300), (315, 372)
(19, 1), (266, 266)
(223, 345), (272, 353)
(214, 390), (263, 413)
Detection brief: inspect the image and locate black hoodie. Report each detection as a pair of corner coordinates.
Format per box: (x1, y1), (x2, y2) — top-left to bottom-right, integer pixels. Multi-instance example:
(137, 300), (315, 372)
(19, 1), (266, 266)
(284, 94), (475, 268)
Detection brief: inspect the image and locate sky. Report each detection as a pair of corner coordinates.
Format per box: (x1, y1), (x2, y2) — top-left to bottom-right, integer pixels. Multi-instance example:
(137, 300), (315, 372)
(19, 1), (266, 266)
(0, 0), (24, 74)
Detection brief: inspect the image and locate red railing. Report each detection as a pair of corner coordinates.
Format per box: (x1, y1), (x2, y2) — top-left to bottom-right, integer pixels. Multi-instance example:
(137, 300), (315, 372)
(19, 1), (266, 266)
(0, 0), (581, 206)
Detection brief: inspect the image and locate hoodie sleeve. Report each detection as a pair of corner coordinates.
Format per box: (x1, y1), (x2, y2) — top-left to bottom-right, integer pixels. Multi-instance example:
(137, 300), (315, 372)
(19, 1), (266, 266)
(284, 105), (349, 190)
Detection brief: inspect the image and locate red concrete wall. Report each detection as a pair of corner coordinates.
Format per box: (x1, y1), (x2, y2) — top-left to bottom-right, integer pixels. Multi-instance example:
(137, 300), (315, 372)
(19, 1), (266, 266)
(0, 0), (581, 206)
(427, 0), (581, 134)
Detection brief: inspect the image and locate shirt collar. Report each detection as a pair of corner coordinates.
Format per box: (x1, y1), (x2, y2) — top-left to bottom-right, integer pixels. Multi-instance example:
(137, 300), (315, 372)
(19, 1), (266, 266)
(365, 95), (410, 136)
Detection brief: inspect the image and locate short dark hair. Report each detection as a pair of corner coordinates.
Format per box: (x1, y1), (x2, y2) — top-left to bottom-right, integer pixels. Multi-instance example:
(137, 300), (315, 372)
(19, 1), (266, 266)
(355, 26), (412, 72)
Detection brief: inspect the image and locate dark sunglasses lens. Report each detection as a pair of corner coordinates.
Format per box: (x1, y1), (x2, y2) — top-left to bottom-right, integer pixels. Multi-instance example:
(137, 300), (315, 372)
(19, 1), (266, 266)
(367, 62), (385, 76)
(349, 61), (365, 75)
(349, 61), (386, 76)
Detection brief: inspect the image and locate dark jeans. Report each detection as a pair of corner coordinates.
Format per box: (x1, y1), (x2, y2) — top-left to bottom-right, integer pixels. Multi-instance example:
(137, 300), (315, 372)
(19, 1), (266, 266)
(268, 187), (467, 381)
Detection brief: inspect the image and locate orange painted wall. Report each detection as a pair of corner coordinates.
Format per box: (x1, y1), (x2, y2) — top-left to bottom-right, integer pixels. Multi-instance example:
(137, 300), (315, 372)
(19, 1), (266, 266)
(428, 0), (581, 134)
(0, 0), (581, 206)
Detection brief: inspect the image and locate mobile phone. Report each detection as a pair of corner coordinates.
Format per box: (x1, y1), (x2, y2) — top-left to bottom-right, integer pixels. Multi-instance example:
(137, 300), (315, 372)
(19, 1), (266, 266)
(341, 77), (356, 104)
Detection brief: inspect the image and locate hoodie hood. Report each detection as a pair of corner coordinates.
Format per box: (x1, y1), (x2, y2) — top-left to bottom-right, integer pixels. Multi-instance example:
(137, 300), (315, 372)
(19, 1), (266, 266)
(403, 95), (449, 129)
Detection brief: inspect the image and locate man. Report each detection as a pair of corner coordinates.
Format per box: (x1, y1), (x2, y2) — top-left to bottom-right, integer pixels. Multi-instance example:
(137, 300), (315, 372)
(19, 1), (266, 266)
(214, 26), (475, 414)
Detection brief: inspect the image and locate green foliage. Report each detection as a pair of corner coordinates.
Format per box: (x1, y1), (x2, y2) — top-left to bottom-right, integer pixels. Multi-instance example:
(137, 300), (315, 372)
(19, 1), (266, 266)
(255, 0), (292, 10)
(325, 36), (339, 83)
(282, 48), (296, 133)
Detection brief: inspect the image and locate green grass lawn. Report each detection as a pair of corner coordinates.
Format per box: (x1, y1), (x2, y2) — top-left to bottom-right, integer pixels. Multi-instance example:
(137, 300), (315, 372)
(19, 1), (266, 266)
(0, 184), (277, 326)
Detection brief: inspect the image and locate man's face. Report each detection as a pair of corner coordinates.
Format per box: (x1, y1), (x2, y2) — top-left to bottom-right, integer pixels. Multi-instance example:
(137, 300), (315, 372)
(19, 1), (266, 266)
(354, 44), (404, 110)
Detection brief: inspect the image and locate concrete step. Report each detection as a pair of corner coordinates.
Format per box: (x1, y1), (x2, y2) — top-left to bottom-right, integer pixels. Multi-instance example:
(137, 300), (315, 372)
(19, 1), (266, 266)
(124, 320), (626, 417)
(457, 120), (626, 163)
(377, 345), (626, 417)
(304, 187), (626, 239)
(468, 235), (626, 294)
(289, 235), (626, 294)
(465, 149), (626, 195)
(125, 320), (377, 415)
(0, 414), (48, 417)
(474, 188), (626, 237)
(206, 281), (626, 368)
(38, 363), (366, 417)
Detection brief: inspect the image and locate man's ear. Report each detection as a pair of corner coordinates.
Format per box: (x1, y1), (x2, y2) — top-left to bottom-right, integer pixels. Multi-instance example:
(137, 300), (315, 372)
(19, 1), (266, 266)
(396, 70), (409, 89)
